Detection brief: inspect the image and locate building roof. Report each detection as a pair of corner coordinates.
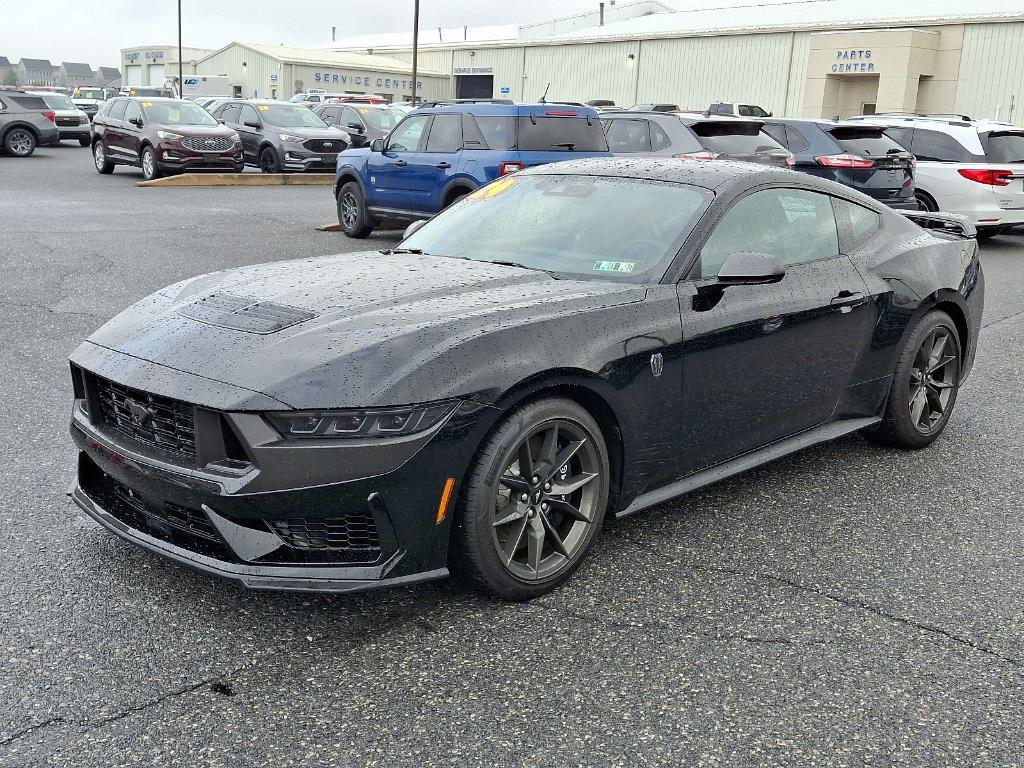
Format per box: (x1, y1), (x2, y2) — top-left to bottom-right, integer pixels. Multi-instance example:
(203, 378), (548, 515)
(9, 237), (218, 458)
(198, 42), (446, 77)
(0, 57), (10, 68)
(545, 0), (1024, 41)
(19, 58), (52, 69)
(97, 67), (121, 78)
(61, 62), (94, 76)
(328, 25), (519, 51)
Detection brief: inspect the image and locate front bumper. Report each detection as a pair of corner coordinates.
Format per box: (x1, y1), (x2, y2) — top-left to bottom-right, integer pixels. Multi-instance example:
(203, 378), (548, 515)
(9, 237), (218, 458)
(157, 146), (244, 173)
(56, 124), (90, 139)
(281, 144), (341, 172)
(67, 359), (498, 593)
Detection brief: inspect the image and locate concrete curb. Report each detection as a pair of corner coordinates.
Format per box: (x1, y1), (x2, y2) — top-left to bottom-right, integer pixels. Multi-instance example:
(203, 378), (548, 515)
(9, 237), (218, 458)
(137, 173), (334, 188)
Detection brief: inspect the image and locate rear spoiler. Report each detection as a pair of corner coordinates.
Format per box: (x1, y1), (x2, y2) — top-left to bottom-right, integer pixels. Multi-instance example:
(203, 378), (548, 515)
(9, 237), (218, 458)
(899, 210), (976, 239)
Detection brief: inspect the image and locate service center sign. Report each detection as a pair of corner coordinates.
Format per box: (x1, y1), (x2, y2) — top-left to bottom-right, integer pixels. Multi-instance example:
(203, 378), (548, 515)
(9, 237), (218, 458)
(311, 70), (423, 91)
(832, 49), (875, 73)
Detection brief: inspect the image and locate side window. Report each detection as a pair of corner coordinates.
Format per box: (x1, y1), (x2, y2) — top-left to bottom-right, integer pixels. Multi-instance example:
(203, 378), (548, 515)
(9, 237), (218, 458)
(387, 115), (429, 152)
(785, 126), (811, 152)
(910, 129), (972, 162)
(762, 123), (788, 147)
(604, 119), (651, 152)
(124, 101), (142, 124)
(425, 113), (463, 152)
(108, 99), (127, 120)
(221, 104), (241, 124)
(699, 188), (840, 278)
(650, 121), (672, 151)
(239, 104), (260, 126)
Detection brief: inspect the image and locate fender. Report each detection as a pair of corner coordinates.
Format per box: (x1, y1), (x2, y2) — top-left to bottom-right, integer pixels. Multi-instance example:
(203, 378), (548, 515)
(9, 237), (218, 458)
(438, 176), (479, 209)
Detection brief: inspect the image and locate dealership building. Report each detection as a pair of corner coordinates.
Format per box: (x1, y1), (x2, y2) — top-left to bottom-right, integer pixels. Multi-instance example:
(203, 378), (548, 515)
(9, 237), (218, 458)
(316, 0), (1024, 124)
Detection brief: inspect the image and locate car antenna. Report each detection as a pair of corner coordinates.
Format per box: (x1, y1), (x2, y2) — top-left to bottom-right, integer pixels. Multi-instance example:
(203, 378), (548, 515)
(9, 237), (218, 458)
(540, 82), (551, 104)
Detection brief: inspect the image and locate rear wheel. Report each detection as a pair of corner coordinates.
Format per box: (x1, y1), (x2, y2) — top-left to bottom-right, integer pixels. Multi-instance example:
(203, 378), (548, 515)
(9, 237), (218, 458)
(140, 146), (161, 181)
(452, 397), (610, 600)
(914, 189), (938, 213)
(337, 181), (373, 238)
(93, 140), (114, 174)
(862, 310), (962, 449)
(4, 128), (36, 157)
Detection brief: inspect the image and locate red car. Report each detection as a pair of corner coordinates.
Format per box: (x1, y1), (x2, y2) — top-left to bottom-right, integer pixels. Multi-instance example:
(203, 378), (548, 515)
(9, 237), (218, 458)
(326, 95), (388, 105)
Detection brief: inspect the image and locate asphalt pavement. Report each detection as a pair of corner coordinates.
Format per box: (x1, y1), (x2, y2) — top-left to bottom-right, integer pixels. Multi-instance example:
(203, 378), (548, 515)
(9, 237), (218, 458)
(1, 144), (1023, 767)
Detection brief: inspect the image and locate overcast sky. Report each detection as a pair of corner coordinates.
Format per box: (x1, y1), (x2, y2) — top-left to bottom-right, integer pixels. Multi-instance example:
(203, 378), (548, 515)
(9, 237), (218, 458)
(2, 0), (665, 68)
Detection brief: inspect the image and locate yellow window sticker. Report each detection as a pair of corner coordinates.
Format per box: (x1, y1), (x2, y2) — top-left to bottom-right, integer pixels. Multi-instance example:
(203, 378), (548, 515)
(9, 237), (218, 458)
(258, 105), (270, 111)
(359, 108), (369, 114)
(467, 176), (520, 201)
(141, 102), (154, 108)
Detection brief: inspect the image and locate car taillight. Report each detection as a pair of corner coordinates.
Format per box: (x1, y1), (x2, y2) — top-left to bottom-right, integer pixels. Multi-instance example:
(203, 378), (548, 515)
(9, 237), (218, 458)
(676, 151), (720, 161)
(815, 154), (874, 168)
(958, 168), (1013, 186)
(498, 161), (524, 176)
(42, 110), (55, 123)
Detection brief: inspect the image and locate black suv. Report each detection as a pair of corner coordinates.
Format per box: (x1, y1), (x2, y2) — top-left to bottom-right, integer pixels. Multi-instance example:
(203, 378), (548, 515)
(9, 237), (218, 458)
(312, 103), (404, 148)
(761, 119), (916, 209)
(210, 100), (349, 172)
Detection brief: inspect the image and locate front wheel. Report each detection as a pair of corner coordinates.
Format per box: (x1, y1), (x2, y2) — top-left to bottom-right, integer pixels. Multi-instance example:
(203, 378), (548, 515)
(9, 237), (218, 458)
(93, 141), (114, 174)
(140, 146), (161, 181)
(452, 397), (610, 600)
(862, 310), (962, 449)
(336, 182), (373, 238)
(259, 147), (281, 173)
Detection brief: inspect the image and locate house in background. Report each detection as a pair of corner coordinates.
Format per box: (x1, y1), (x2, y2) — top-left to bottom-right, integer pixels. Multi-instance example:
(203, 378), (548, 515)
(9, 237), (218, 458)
(17, 58), (55, 86)
(59, 62), (96, 88)
(0, 57), (14, 85)
(97, 66), (121, 89)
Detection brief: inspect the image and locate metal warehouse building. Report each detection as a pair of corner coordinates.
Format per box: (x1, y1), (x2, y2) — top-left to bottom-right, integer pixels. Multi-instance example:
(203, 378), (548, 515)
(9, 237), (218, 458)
(323, 0), (1024, 125)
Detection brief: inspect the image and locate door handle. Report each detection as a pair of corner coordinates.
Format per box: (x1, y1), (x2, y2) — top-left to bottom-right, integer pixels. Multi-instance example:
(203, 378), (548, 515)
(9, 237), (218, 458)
(830, 290), (867, 313)
(435, 162), (451, 169)
(393, 159), (408, 167)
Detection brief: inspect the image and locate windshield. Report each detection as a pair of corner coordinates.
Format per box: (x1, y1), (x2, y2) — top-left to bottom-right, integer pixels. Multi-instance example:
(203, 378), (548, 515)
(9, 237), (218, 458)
(42, 94), (75, 110)
(130, 88), (172, 97)
(401, 174), (711, 283)
(141, 101), (218, 126)
(258, 104), (329, 128)
(985, 132), (1024, 163)
(75, 89), (105, 100)
(361, 107), (403, 131)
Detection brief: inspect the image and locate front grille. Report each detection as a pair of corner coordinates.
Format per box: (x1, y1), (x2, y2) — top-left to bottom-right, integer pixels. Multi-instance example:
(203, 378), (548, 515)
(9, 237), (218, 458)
(94, 376), (197, 459)
(302, 138), (344, 153)
(182, 136), (233, 152)
(57, 117), (80, 126)
(270, 514), (380, 562)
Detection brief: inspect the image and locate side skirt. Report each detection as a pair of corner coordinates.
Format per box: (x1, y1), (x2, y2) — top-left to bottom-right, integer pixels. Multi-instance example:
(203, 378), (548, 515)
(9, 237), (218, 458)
(617, 416), (880, 518)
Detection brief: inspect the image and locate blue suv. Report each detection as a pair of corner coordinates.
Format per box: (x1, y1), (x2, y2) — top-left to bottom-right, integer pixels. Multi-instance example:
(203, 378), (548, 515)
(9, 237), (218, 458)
(334, 102), (610, 238)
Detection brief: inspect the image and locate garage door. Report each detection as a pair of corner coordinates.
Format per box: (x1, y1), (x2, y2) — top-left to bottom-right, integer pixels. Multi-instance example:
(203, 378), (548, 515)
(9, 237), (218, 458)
(126, 65), (143, 86)
(148, 64), (165, 86)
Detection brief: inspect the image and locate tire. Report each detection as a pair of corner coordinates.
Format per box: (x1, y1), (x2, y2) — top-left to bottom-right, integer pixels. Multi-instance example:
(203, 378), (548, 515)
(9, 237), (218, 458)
(452, 397), (610, 600)
(3, 128), (36, 157)
(914, 190), (938, 213)
(862, 310), (962, 449)
(336, 181), (374, 238)
(78, 136), (90, 147)
(444, 189), (470, 209)
(140, 146), (161, 181)
(93, 140), (114, 174)
(259, 146), (281, 173)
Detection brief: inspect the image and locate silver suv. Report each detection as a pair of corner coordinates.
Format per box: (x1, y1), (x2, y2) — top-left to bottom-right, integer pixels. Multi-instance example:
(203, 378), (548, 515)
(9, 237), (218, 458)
(0, 91), (60, 157)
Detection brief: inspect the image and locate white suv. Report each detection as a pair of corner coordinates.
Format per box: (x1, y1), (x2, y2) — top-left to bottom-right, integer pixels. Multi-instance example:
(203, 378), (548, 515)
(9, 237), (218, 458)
(848, 113), (1024, 239)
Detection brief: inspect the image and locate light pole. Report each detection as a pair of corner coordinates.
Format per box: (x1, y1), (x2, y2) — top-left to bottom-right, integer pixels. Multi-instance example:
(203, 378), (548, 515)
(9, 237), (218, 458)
(177, 0), (183, 97)
(411, 0), (419, 105)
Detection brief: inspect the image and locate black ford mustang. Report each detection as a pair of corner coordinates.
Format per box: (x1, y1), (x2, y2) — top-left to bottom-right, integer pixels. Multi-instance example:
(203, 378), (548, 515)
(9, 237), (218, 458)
(68, 159), (984, 600)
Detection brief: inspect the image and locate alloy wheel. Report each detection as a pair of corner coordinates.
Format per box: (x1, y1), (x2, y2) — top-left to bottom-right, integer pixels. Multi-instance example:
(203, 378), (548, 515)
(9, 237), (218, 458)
(9, 130), (33, 156)
(340, 192), (359, 229)
(93, 142), (105, 169)
(908, 326), (959, 433)
(491, 419), (602, 581)
(142, 150), (155, 178)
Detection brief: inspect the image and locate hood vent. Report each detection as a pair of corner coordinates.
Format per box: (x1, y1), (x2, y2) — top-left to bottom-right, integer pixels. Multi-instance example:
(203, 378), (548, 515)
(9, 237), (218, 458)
(179, 294), (316, 334)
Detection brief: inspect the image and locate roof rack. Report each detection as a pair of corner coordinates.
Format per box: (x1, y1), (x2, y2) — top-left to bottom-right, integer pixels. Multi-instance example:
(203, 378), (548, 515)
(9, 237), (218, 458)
(418, 98), (515, 107)
(852, 111), (974, 122)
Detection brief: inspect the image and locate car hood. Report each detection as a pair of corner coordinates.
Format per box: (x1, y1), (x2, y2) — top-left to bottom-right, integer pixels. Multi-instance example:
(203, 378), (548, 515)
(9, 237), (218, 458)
(159, 123), (237, 138)
(83, 252), (646, 409)
(269, 125), (346, 140)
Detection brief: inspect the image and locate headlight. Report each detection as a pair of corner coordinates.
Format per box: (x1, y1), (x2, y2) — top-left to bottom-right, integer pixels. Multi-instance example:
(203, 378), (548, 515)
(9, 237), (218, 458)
(229, 132), (241, 143)
(156, 130), (184, 140)
(266, 402), (458, 439)
(278, 133), (306, 143)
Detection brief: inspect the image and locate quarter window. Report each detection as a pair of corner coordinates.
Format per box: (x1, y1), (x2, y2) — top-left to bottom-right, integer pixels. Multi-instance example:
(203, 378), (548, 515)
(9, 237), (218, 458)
(846, 202), (882, 247)
(387, 115), (429, 152)
(604, 119), (652, 152)
(700, 188), (840, 278)
(650, 121), (672, 151)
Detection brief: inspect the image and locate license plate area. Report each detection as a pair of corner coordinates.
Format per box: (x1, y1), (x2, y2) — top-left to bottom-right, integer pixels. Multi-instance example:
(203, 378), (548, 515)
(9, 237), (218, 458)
(203, 152), (220, 162)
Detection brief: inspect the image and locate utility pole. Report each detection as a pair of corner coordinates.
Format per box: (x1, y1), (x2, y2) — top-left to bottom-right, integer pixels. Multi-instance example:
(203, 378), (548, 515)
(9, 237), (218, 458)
(177, 0), (183, 98)
(411, 0), (420, 105)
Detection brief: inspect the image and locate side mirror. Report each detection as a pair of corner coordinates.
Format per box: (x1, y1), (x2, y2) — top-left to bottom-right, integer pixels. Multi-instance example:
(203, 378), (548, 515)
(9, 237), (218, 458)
(403, 220), (427, 239)
(217, 118), (226, 124)
(767, 111), (773, 118)
(347, 122), (365, 132)
(129, 117), (143, 128)
(243, 120), (260, 129)
(716, 251), (785, 286)
(370, 138), (385, 152)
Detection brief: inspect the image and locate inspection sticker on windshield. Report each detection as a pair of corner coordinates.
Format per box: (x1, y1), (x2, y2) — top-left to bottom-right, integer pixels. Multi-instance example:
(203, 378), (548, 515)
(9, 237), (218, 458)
(593, 261), (635, 273)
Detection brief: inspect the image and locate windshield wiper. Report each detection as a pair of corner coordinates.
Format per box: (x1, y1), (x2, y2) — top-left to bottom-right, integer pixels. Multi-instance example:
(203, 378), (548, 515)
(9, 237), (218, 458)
(551, 142), (577, 150)
(382, 247), (426, 255)
(485, 259), (563, 278)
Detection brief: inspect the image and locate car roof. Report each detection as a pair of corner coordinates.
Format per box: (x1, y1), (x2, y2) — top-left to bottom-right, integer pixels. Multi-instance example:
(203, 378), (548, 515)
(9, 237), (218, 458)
(518, 156), (804, 192)
(411, 102), (600, 117)
(766, 118), (889, 130)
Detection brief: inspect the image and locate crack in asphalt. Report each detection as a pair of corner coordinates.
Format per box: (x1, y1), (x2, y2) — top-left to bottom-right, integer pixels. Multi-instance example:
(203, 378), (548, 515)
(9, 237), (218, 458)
(981, 306), (1024, 329)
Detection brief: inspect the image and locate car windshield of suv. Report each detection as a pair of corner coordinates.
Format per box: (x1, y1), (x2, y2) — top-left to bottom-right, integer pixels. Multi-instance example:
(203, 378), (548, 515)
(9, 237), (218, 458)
(141, 101), (218, 126)
(258, 104), (329, 128)
(985, 132), (1024, 163)
(75, 89), (106, 100)
(361, 107), (403, 131)
(401, 174), (711, 283)
(41, 94), (76, 110)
